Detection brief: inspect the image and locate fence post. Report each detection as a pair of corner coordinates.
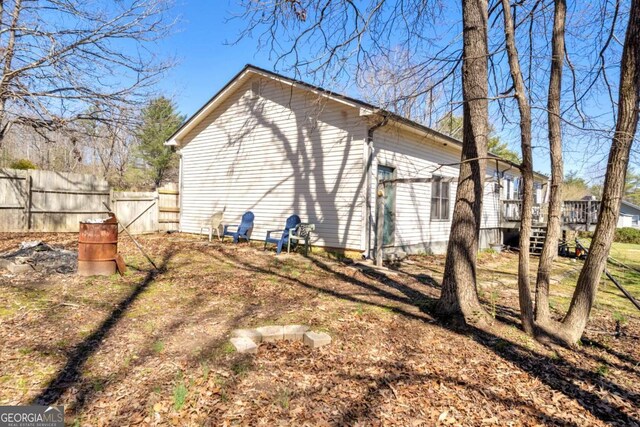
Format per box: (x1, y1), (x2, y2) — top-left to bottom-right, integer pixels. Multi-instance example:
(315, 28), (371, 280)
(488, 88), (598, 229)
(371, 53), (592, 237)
(24, 172), (32, 231)
(586, 200), (592, 231)
(109, 188), (115, 214)
(375, 183), (385, 267)
(155, 187), (160, 232)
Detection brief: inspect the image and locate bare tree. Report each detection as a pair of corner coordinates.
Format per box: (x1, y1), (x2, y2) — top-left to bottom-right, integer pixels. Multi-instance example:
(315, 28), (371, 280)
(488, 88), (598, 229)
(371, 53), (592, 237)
(535, 0), (566, 324)
(235, 0), (461, 121)
(234, 0), (638, 339)
(0, 0), (176, 144)
(78, 106), (139, 187)
(499, 0), (535, 334)
(358, 50), (442, 126)
(236, 0), (488, 323)
(558, 0), (640, 344)
(436, 0), (490, 323)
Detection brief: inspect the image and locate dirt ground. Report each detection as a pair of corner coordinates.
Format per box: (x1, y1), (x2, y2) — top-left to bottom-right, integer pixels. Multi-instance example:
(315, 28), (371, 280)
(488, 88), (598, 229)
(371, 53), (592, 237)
(0, 232), (638, 426)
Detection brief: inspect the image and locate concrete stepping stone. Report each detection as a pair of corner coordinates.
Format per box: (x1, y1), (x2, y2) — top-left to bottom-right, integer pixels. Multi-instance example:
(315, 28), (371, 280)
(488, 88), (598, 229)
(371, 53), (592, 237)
(283, 325), (309, 341)
(231, 329), (262, 344)
(10, 263), (34, 273)
(303, 331), (332, 349)
(256, 325), (284, 342)
(230, 337), (258, 354)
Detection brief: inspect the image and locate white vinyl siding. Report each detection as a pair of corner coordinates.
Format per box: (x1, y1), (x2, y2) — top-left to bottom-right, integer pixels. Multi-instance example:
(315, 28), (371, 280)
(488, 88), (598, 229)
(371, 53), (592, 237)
(368, 126), (513, 254)
(179, 77), (367, 250)
(368, 125), (462, 253)
(177, 69), (545, 255)
(481, 164), (502, 230)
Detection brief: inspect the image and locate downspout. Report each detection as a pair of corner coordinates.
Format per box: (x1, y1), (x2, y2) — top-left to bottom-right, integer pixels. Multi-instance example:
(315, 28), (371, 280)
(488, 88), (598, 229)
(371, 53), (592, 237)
(177, 148), (183, 233)
(364, 116), (388, 258)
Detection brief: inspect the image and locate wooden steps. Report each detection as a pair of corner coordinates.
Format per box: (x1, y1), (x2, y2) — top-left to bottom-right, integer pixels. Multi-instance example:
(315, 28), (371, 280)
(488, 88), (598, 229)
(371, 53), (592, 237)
(530, 227), (547, 254)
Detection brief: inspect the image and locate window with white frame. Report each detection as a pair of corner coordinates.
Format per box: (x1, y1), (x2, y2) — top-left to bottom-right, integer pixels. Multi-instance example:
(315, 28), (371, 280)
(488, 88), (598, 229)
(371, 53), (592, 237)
(431, 177), (450, 220)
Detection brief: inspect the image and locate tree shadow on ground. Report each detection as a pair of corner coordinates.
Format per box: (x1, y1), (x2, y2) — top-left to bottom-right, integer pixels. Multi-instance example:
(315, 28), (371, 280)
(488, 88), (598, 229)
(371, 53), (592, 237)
(215, 247), (639, 426)
(329, 360), (582, 427)
(31, 249), (177, 405)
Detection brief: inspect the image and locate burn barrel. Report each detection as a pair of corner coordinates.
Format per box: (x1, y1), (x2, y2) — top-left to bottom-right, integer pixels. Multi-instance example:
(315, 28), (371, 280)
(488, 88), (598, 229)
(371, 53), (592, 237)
(78, 214), (118, 276)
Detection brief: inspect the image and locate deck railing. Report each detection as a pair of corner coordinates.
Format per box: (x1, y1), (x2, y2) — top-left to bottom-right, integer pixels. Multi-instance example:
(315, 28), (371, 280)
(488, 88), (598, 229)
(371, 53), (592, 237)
(501, 199), (545, 223)
(501, 199), (601, 226)
(562, 200), (600, 225)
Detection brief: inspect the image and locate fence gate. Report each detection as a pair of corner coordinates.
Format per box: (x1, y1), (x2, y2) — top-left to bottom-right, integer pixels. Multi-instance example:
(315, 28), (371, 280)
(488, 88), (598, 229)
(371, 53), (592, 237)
(111, 184), (180, 234)
(157, 183), (180, 232)
(112, 191), (158, 235)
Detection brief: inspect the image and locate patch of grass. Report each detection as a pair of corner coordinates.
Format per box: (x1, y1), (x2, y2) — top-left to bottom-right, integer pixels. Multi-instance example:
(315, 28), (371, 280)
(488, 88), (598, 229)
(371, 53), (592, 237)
(201, 363), (210, 381)
(231, 359), (252, 377)
(173, 381), (188, 411)
(489, 289), (500, 318)
(123, 353), (138, 368)
(152, 340), (165, 354)
(16, 377), (27, 395)
(92, 378), (106, 392)
(222, 341), (236, 354)
(55, 339), (70, 348)
(213, 374), (227, 387)
(612, 311), (628, 324)
(274, 387), (291, 409)
(18, 347), (33, 355)
(595, 363), (610, 376)
(369, 304), (396, 316)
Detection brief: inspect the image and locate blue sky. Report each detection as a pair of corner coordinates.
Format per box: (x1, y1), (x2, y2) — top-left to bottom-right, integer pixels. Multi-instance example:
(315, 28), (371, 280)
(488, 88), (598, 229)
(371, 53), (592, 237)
(153, 1), (628, 180)
(156, 2), (272, 117)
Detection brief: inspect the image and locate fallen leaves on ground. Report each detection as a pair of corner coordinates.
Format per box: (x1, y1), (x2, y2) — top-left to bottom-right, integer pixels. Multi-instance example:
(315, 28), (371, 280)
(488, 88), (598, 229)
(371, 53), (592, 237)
(0, 232), (638, 426)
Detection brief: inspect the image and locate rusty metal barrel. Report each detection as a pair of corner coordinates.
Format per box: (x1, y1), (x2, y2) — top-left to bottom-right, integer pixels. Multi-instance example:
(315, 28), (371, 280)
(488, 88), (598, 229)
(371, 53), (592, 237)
(78, 213), (118, 276)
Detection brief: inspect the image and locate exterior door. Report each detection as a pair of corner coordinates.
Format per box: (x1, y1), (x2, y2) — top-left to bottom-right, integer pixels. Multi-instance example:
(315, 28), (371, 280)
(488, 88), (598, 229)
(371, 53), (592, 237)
(377, 165), (395, 246)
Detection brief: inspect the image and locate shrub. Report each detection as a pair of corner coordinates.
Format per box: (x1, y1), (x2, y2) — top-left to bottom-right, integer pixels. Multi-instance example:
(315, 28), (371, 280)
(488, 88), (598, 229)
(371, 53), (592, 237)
(577, 230), (593, 239)
(9, 159), (37, 170)
(614, 227), (640, 244)
(578, 228), (640, 245)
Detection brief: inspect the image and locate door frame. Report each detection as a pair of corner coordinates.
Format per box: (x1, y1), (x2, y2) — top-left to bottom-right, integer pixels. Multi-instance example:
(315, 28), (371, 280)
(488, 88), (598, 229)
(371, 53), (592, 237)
(377, 164), (396, 247)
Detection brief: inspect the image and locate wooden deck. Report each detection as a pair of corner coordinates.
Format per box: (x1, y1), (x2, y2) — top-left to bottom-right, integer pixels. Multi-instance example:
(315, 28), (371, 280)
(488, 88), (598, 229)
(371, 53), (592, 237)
(501, 200), (600, 231)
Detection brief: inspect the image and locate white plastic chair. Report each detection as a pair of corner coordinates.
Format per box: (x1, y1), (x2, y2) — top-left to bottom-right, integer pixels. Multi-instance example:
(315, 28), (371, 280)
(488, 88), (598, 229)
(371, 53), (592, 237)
(200, 211), (224, 241)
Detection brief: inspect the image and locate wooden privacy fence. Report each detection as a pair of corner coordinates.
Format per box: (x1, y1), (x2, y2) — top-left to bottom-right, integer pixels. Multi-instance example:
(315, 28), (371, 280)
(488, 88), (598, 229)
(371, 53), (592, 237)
(0, 168), (179, 234)
(0, 168), (110, 232)
(111, 183), (179, 234)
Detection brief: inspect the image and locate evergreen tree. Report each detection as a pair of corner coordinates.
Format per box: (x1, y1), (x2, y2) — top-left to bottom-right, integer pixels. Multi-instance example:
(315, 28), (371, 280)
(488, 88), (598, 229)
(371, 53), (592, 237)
(136, 97), (184, 187)
(437, 113), (521, 163)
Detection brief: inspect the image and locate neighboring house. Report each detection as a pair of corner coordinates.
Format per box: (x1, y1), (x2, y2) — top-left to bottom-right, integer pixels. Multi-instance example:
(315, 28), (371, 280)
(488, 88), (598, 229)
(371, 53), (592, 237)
(618, 200), (640, 228)
(166, 65), (547, 256)
(561, 195), (640, 230)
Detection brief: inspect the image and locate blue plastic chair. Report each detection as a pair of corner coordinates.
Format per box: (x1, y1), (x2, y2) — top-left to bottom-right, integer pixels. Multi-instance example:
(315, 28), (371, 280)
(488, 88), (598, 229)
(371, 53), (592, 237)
(264, 214), (301, 254)
(223, 211), (254, 243)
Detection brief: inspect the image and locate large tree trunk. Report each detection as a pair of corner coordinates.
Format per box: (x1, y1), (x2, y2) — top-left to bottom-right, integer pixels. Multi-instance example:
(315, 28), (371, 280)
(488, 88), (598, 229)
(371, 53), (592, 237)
(500, 0), (535, 334)
(437, 0), (489, 324)
(535, 0), (566, 324)
(559, 0), (640, 344)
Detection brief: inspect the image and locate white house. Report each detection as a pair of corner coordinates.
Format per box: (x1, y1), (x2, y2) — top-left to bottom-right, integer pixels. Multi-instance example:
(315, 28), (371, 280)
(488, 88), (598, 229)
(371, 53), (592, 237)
(166, 65), (546, 256)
